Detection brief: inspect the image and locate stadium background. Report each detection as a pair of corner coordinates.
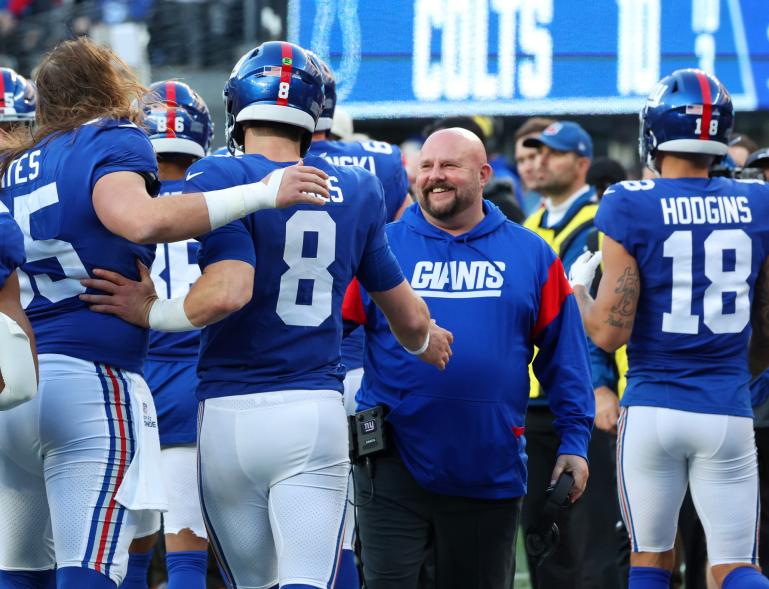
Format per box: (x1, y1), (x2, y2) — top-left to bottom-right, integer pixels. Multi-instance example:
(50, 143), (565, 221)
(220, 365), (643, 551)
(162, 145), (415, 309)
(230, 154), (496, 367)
(2, 0), (769, 587)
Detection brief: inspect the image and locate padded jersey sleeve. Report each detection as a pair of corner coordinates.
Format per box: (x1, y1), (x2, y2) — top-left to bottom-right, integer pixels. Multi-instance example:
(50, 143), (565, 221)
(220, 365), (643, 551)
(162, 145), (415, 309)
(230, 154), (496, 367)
(90, 122), (158, 191)
(355, 173), (404, 293)
(594, 183), (632, 254)
(0, 213), (25, 289)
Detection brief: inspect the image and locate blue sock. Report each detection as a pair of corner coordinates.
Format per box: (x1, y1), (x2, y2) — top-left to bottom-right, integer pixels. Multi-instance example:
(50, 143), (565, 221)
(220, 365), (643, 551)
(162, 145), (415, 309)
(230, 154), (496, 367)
(334, 549), (360, 589)
(118, 550), (153, 589)
(57, 567), (116, 589)
(166, 551), (207, 589)
(0, 570), (55, 589)
(628, 566), (671, 589)
(723, 567), (769, 589)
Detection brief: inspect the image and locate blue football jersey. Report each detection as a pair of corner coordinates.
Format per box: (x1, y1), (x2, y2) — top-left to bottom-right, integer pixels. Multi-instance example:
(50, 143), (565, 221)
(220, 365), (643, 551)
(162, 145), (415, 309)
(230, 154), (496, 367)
(0, 212), (25, 288)
(595, 177), (769, 417)
(0, 119), (157, 372)
(308, 139), (408, 220)
(185, 153), (404, 400)
(308, 138), (409, 372)
(148, 178), (201, 360)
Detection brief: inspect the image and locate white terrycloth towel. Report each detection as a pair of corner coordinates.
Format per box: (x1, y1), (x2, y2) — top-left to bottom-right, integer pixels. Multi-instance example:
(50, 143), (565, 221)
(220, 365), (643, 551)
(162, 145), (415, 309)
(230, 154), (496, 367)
(116, 373), (168, 512)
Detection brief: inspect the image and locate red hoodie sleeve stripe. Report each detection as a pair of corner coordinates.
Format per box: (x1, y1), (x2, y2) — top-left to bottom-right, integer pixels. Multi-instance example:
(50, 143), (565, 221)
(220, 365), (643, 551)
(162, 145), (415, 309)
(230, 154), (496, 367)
(531, 258), (573, 339)
(342, 278), (367, 326)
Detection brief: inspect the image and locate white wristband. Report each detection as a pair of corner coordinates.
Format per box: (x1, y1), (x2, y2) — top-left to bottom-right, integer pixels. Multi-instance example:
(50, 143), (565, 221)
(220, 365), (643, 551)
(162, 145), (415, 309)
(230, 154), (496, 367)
(404, 331), (430, 356)
(0, 312), (37, 410)
(203, 168), (285, 230)
(148, 297), (197, 332)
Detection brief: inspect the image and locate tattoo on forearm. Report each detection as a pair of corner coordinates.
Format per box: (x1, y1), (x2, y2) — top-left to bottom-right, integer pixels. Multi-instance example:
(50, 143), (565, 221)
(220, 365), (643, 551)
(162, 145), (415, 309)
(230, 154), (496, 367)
(604, 266), (639, 330)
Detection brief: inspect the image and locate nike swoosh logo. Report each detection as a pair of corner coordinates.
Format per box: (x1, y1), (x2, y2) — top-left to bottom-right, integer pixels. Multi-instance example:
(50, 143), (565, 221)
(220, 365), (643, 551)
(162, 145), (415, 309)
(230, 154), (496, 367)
(186, 171), (204, 181)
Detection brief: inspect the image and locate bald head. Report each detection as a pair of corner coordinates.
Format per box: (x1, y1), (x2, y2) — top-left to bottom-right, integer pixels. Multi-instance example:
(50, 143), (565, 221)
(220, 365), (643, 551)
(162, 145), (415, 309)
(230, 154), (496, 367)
(421, 127), (488, 167)
(415, 127), (492, 232)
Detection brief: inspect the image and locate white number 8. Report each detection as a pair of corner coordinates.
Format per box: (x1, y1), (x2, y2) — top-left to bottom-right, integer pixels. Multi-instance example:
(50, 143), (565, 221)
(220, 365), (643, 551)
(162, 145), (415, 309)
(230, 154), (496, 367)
(278, 82), (290, 100)
(276, 210), (336, 326)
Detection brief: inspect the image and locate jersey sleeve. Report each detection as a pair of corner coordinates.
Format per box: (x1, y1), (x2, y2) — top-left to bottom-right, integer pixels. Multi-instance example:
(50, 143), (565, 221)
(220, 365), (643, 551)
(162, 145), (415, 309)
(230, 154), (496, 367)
(594, 183), (632, 253)
(531, 245), (595, 459)
(0, 213), (25, 289)
(90, 123), (158, 191)
(197, 221), (255, 269)
(356, 174), (405, 293)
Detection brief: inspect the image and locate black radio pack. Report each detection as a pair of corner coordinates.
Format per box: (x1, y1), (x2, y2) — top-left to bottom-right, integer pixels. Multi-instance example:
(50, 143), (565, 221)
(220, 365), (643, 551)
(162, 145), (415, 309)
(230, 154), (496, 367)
(349, 405), (388, 461)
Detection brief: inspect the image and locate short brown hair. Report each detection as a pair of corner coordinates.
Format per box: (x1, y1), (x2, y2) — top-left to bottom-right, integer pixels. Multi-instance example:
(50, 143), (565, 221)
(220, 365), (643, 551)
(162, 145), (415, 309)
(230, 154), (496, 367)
(513, 117), (556, 142)
(1, 37), (147, 178)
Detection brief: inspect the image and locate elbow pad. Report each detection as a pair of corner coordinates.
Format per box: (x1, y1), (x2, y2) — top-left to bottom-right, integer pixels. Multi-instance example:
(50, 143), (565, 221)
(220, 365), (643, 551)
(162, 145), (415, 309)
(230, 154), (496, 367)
(0, 312), (37, 410)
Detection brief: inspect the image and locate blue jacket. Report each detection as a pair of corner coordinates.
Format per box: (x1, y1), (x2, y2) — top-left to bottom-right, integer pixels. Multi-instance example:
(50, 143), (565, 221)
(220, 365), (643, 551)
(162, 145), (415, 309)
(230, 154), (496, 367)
(354, 201), (595, 499)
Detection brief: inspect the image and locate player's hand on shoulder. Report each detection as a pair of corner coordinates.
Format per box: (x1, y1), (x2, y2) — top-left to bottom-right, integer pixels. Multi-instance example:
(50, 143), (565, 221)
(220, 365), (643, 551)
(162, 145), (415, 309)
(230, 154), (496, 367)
(419, 320), (454, 371)
(269, 161), (330, 208)
(79, 260), (157, 328)
(550, 454), (589, 503)
(593, 385), (620, 434)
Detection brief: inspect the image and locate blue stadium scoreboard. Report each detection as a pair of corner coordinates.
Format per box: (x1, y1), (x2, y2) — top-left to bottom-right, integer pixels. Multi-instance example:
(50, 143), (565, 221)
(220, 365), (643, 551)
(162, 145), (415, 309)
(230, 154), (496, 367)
(288, 0), (769, 118)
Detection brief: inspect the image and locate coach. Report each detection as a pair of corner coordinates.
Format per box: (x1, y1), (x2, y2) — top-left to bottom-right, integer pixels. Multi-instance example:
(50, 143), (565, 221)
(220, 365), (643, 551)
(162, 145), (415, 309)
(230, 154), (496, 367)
(346, 128), (595, 589)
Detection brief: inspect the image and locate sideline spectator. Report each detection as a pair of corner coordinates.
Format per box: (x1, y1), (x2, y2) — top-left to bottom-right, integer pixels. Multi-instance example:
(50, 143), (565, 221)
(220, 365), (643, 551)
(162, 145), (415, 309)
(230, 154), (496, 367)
(514, 117), (555, 215)
(729, 133), (758, 167)
(348, 127), (594, 589)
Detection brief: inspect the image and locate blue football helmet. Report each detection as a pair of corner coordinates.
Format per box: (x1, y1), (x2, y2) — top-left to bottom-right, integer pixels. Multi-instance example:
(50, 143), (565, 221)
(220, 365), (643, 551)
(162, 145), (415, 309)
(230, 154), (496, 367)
(224, 41), (324, 155)
(0, 67), (36, 123)
(144, 80), (213, 159)
(306, 51), (336, 132)
(640, 69), (733, 169)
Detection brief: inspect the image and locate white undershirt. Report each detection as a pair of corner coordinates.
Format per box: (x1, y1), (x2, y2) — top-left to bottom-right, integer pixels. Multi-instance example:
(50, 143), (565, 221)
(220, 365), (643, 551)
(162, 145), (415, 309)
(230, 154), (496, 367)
(544, 185), (591, 228)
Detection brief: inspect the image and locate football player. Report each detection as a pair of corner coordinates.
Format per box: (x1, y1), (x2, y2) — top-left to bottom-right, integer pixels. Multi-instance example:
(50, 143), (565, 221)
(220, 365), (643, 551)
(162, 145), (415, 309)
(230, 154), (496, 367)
(0, 67), (36, 143)
(0, 67), (37, 412)
(121, 81), (214, 589)
(571, 69), (769, 589)
(305, 51), (411, 588)
(0, 37), (328, 589)
(81, 40), (453, 589)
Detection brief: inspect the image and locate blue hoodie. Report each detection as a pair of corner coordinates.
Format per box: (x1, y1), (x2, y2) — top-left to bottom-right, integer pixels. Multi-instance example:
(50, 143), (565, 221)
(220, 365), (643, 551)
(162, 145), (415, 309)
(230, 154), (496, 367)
(352, 201), (595, 499)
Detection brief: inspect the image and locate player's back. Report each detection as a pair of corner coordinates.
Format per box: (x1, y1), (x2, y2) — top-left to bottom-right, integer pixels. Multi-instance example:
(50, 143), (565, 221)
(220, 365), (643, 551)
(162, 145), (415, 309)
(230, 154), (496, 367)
(308, 139), (408, 220)
(148, 178), (201, 360)
(185, 153), (392, 399)
(595, 177), (769, 416)
(0, 119), (157, 372)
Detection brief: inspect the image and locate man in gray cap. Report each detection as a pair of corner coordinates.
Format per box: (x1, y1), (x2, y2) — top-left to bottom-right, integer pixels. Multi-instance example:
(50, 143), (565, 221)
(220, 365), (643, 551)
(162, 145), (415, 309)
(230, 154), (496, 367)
(522, 121), (626, 589)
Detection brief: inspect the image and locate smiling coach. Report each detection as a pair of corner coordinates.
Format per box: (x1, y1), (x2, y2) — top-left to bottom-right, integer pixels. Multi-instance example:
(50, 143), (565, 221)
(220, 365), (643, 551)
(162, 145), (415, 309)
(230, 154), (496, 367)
(343, 128), (595, 589)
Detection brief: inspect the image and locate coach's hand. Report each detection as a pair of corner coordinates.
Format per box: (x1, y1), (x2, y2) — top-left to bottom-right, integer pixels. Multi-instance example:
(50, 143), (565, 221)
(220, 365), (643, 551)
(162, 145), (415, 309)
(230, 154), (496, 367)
(270, 162), (331, 208)
(79, 260), (157, 328)
(550, 454), (589, 503)
(420, 320), (454, 371)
